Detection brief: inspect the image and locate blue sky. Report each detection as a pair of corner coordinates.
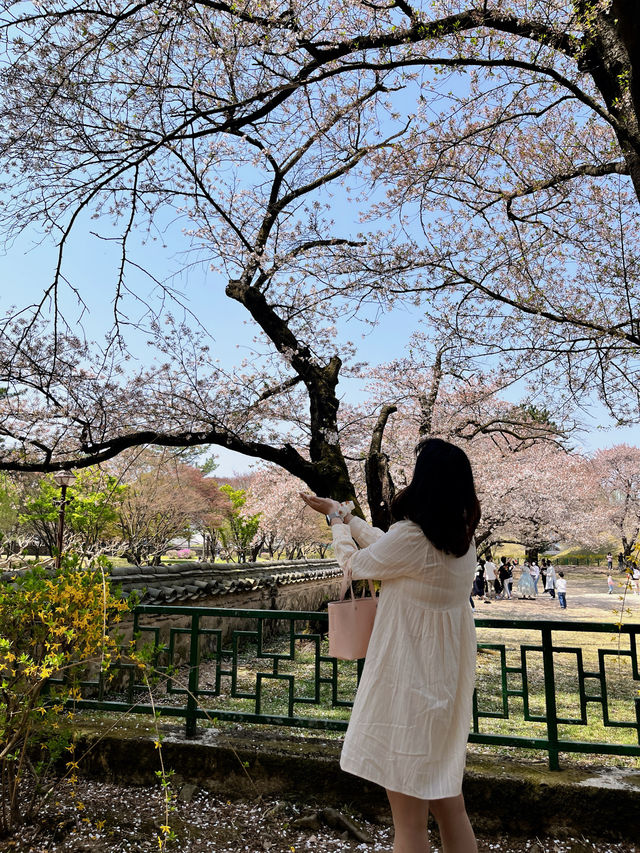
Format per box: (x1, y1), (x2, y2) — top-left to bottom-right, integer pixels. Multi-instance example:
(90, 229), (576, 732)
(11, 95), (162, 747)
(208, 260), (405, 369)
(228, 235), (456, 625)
(2, 198), (640, 477)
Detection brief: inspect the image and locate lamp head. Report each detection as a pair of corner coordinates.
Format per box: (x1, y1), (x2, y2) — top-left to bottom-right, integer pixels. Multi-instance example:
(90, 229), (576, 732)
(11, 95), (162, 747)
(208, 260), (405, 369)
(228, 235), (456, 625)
(53, 470), (76, 488)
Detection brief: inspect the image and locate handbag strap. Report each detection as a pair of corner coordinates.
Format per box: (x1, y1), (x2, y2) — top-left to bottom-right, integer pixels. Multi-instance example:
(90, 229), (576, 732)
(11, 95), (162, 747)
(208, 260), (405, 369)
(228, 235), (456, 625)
(339, 569), (376, 602)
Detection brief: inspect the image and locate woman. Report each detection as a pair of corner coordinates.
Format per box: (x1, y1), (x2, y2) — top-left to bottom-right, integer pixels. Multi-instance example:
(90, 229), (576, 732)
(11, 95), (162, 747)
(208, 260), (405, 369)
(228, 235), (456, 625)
(472, 561), (485, 599)
(301, 437), (480, 853)
(498, 557), (511, 600)
(545, 562), (557, 598)
(529, 561), (540, 596)
(516, 562), (536, 599)
(506, 560), (515, 599)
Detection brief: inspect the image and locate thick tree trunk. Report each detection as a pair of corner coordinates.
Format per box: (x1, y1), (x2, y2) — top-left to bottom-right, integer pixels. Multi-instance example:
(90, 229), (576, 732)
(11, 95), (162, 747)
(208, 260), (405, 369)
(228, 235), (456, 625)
(577, 2), (640, 203)
(418, 348), (445, 438)
(364, 405), (397, 531)
(304, 357), (361, 508)
(612, 0), (640, 121)
(225, 278), (363, 513)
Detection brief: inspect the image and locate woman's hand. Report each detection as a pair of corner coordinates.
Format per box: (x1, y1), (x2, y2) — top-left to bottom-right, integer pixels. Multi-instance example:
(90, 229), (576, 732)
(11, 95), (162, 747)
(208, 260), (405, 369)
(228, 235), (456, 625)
(299, 493), (341, 516)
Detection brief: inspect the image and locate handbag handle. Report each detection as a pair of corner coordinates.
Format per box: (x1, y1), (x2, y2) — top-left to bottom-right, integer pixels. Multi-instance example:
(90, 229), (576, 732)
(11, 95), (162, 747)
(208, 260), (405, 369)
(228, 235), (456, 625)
(339, 568), (376, 602)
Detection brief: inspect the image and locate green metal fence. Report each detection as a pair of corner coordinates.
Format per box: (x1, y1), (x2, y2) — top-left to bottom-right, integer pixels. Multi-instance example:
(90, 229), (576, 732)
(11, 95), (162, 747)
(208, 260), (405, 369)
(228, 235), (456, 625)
(70, 606), (640, 770)
(471, 618), (640, 770)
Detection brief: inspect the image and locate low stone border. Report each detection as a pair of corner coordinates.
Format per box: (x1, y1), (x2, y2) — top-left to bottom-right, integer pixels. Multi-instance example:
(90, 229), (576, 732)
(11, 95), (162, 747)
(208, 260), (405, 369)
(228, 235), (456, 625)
(72, 720), (640, 843)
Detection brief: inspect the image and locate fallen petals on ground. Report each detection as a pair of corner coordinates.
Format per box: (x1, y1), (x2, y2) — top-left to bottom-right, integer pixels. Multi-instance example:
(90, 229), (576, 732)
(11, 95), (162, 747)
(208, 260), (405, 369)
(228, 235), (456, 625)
(1, 779), (637, 853)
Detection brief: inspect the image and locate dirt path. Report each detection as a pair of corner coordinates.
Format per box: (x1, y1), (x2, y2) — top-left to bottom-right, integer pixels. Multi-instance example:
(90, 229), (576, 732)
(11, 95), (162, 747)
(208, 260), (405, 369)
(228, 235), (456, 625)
(473, 570), (640, 622)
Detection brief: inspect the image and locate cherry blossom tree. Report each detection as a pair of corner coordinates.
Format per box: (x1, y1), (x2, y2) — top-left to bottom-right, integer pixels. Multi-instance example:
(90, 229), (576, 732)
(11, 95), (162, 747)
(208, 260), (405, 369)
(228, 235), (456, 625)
(339, 351), (571, 529)
(592, 444), (640, 561)
(342, 380), (593, 551)
(472, 440), (599, 554)
(243, 466), (331, 559)
(0, 0), (639, 518)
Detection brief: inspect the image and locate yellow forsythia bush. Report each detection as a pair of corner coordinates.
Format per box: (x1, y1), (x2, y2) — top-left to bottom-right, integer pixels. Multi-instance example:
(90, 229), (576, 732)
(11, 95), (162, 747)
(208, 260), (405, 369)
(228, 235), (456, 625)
(0, 557), (131, 835)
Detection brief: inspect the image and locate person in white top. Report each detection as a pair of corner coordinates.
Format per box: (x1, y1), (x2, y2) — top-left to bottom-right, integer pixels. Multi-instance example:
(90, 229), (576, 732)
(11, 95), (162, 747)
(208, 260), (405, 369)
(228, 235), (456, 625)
(545, 563), (557, 598)
(555, 571), (567, 608)
(530, 562), (540, 596)
(301, 437), (480, 853)
(483, 558), (497, 598)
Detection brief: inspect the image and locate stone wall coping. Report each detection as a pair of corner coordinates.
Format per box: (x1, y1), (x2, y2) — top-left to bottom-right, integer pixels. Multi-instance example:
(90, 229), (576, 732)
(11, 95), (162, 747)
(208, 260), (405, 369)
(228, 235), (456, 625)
(1, 558), (342, 605)
(113, 558), (341, 603)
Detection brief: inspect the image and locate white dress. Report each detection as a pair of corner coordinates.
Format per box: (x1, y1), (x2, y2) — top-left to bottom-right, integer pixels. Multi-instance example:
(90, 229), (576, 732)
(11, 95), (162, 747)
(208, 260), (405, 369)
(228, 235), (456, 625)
(331, 516), (477, 800)
(545, 566), (556, 591)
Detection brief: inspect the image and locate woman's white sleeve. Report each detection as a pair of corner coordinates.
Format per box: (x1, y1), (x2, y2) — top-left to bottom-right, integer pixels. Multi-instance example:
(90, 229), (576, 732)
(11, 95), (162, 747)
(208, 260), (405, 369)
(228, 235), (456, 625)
(347, 515), (385, 548)
(331, 521), (419, 580)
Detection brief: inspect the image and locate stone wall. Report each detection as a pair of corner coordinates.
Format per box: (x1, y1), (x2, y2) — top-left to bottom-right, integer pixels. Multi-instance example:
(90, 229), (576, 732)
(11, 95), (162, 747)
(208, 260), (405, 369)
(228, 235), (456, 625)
(1, 557), (343, 665)
(111, 558), (343, 660)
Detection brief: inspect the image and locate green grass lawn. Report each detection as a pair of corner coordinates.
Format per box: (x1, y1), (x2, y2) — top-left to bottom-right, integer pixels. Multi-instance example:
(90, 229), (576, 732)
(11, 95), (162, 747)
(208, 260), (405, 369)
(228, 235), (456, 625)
(473, 628), (638, 748)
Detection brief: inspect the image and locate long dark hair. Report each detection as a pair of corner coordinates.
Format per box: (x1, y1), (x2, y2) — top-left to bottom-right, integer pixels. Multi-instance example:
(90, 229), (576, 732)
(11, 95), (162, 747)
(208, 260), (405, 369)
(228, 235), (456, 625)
(390, 437), (481, 557)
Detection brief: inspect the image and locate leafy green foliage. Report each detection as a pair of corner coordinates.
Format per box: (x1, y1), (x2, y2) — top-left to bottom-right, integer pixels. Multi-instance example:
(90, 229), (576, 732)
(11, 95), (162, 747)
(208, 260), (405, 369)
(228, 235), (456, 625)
(218, 485), (261, 563)
(0, 474), (18, 544)
(18, 470), (126, 556)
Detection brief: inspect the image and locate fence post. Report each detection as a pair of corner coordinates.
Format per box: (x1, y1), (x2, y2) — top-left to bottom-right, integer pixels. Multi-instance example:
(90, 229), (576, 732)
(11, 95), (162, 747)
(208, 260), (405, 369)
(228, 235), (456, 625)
(541, 624), (560, 770)
(186, 612), (200, 738)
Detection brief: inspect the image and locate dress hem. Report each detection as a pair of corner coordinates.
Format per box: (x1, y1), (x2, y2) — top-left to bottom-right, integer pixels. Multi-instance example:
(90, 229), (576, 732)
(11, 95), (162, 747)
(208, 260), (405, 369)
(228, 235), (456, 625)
(339, 756), (463, 802)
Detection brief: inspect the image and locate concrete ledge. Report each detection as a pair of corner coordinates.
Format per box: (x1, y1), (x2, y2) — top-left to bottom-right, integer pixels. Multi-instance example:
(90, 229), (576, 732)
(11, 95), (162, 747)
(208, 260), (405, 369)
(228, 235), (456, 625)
(72, 719), (640, 843)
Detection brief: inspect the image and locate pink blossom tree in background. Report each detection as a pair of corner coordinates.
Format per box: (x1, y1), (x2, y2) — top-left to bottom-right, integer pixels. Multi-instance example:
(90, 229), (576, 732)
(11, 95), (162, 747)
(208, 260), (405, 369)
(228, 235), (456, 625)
(592, 445), (640, 562)
(472, 441), (600, 557)
(243, 467), (331, 559)
(341, 352), (572, 532)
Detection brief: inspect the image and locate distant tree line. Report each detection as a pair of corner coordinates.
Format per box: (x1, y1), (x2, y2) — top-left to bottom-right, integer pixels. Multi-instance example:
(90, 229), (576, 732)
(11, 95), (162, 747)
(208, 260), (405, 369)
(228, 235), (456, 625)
(2, 434), (640, 567)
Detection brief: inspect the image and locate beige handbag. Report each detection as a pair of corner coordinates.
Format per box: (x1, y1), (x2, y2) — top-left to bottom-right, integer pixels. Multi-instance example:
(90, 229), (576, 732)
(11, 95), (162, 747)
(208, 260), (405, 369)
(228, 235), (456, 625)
(328, 577), (377, 660)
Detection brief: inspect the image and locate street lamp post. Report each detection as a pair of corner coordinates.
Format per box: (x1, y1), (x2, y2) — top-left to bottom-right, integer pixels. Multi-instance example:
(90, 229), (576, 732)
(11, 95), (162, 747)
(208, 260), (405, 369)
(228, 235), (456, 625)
(53, 470), (76, 569)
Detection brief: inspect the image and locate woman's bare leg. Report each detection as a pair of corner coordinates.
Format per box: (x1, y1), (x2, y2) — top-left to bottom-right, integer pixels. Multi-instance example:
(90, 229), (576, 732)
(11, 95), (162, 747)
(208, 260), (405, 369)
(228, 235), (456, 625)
(386, 789), (430, 853)
(428, 793), (477, 853)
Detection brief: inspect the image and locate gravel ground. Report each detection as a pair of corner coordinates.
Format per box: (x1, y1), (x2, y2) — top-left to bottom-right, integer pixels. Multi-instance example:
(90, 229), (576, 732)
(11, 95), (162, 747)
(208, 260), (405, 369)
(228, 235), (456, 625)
(2, 778), (638, 853)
